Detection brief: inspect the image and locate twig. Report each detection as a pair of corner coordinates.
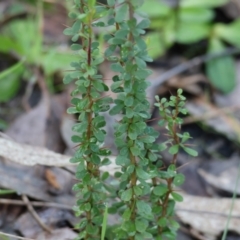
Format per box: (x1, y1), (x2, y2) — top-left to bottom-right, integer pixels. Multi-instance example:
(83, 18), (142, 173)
(22, 76), (37, 111)
(180, 226), (207, 240)
(22, 195), (52, 233)
(176, 208), (240, 219)
(0, 231), (34, 240)
(183, 105), (240, 125)
(0, 198), (72, 210)
(151, 47), (240, 88)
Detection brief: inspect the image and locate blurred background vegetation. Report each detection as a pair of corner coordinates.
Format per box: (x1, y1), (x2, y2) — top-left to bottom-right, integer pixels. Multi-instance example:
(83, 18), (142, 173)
(0, 0), (240, 127)
(1, 1), (240, 239)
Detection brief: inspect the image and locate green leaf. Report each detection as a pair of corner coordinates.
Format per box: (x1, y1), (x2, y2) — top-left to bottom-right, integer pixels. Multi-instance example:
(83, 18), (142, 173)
(0, 36), (23, 55)
(176, 22), (210, 44)
(130, 146), (141, 156)
(92, 154), (101, 165)
(147, 151), (158, 162)
(68, 12), (78, 19)
(72, 20), (81, 34)
(214, 20), (240, 48)
(126, 107), (134, 118)
(71, 135), (82, 143)
(116, 156), (130, 166)
(124, 80), (132, 93)
(158, 217), (167, 227)
(88, 0), (96, 8)
(173, 173), (185, 186)
(111, 81), (122, 91)
(121, 188), (133, 201)
(42, 51), (78, 76)
(133, 186), (142, 196)
(171, 192), (183, 202)
(136, 200), (152, 218)
(126, 165), (135, 174)
(67, 107), (78, 114)
(136, 167), (150, 180)
(129, 126), (138, 140)
(122, 208), (131, 220)
(153, 185), (168, 196)
(101, 172), (109, 181)
(169, 219), (180, 231)
(0, 119), (7, 130)
(86, 224), (98, 235)
(146, 32), (166, 59)
(63, 27), (74, 36)
(109, 103), (124, 115)
(0, 60), (24, 102)
(179, 8), (214, 23)
(206, 38), (235, 93)
(71, 44), (82, 50)
(92, 80), (106, 92)
(111, 62), (124, 72)
(0, 189), (15, 195)
(115, 3), (128, 23)
(107, 0), (115, 7)
(141, 136), (155, 143)
(140, 0), (170, 18)
(135, 219), (148, 233)
(137, 19), (150, 29)
(181, 146), (198, 157)
(115, 29), (129, 39)
(101, 204), (108, 240)
(122, 220), (136, 233)
(100, 158), (111, 166)
(124, 96), (134, 107)
(168, 144), (179, 155)
(108, 37), (125, 45)
(180, 0), (228, 8)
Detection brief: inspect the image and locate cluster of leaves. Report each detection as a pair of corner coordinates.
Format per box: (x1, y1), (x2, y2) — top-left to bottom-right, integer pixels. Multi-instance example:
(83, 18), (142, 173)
(0, 1), (75, 102)
(63, 0), (113, 239)
(142, 0), (240, 94)
(64, 0), (197, 239)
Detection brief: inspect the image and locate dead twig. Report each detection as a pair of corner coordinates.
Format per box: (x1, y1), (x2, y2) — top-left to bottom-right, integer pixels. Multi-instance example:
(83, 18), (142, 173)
(183, 105), (240, 125)
(22, 194), (52, 233)
(151, 47), (240, 88)
(0, 198), (72, 210)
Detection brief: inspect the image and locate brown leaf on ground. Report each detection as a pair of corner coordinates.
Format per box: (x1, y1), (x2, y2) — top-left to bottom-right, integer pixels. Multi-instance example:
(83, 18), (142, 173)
(0, 137), (119, 175)
(186, 97), (240, 143)
(158, 74), (207, 96)
(6, 92), (68, 152)
(6, 96), (50, 147)
(36, 228), (78, 240)
(176, 193), (240, 238)
(15, 208), (75, 238)
(45, 168), (62, 190)
(0, 157), (75, 205)
(0, 137), (71, 166)
(198, 158), (240, 195)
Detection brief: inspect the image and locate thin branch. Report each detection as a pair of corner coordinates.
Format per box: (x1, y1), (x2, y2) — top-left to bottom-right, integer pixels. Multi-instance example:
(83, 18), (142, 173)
(151, 47), (240, 88)
(183, 105), (240, 125)
(0, 198), (72, 210)
(176, 208), (240, 219)
(22, 195), (52, 233)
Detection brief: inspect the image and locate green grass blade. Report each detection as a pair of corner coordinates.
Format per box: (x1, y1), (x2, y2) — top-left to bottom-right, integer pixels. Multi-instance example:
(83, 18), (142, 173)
(101, 204), (108, 240)
(0, 189), (16, 195)
(0, 58), (25, 80)
(221, 161), (240, 240)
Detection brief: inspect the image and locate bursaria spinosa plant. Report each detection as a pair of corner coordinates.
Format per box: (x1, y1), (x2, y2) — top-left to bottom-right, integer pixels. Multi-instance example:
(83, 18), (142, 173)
(63, 0), (197, 239)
